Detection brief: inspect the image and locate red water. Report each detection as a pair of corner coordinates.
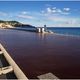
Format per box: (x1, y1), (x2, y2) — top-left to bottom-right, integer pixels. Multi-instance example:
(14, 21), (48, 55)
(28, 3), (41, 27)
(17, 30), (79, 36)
(0, 29), (80, 79)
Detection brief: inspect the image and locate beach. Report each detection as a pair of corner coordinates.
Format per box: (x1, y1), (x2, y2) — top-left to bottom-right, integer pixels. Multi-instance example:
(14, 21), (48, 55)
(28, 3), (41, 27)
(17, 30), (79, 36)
(0, 29), (80, 79)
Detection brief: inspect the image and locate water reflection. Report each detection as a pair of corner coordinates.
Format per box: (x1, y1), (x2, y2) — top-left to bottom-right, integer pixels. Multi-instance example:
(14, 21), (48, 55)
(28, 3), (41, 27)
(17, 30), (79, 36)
(38, 33), (47, 39)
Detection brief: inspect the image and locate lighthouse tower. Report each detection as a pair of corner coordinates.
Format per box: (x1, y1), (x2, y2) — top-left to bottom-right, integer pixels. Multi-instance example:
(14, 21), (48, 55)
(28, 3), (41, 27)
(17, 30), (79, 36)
(44, 25), (47, 32)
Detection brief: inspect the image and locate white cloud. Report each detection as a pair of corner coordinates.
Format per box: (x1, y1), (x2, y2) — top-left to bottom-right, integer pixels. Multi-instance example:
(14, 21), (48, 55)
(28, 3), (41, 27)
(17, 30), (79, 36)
(41, 10), (45, 14)
(47, 16), (67, 22)
(42, 7), (71, 16)
(17, 14), (34, 19)
(21, 11), (28, 15)
(63, 8), (70, 11)
(56, 9), (62, 13)
(52, 7), (56, 9)
(46, 7), (52, 13)
(60, 12), (70, 15)
(47, 16), (80, 27)
(47, 16), (76, 22)
(0, 12), (7, 16)
(52, 10), (56, 13)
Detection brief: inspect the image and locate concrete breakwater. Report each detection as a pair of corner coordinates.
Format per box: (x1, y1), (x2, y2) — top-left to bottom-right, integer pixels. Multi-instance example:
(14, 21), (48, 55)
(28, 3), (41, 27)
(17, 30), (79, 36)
(6, 25), (54, 34)
(0, 43), (28, 79)
(6, 27), (37, 32)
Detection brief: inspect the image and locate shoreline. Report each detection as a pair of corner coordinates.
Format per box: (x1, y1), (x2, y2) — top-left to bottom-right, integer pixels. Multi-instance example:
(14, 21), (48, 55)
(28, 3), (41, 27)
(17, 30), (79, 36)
(0, 28), (80, 38)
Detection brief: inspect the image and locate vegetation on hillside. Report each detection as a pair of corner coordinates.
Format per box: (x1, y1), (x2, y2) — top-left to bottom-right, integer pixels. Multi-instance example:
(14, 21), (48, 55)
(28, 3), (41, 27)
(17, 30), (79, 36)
(0, 20), (35, 28)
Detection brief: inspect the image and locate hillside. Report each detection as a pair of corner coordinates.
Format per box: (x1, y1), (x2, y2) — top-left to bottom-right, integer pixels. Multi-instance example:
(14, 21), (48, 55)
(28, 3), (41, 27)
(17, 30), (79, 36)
(0, 20), (35, 28)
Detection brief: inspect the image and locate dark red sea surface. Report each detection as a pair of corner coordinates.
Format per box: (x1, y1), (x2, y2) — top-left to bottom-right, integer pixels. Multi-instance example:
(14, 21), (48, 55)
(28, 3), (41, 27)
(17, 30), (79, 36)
(0, 29), (80, 79)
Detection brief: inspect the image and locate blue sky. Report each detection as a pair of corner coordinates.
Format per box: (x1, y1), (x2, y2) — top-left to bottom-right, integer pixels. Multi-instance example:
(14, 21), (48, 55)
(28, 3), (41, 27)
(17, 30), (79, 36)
(0, 1), (80, 27)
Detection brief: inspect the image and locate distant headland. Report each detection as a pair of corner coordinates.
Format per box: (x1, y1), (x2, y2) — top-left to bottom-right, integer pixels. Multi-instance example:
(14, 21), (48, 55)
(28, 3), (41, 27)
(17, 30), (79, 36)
(0, 20), (35, 28)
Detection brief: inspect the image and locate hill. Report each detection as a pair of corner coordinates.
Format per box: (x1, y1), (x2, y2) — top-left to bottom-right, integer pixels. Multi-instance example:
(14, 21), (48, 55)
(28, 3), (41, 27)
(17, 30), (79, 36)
(0, 20), (35, 28)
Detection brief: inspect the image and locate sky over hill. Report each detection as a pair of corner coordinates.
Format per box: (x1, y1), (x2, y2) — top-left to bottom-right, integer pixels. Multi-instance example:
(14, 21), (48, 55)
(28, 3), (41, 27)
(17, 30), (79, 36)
(0, 1), (80, 27)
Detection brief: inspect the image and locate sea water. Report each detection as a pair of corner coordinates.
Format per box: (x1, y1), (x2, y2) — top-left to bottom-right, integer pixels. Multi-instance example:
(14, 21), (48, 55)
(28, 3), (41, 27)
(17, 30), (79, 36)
(47, 27), (80, 36)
